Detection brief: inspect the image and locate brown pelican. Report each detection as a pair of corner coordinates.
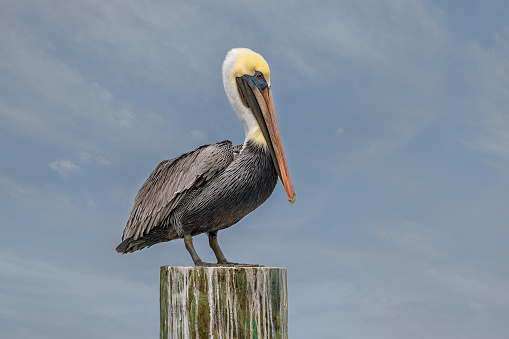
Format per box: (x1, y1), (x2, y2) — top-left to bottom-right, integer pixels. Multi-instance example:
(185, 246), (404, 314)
(116, 48), (296, 266)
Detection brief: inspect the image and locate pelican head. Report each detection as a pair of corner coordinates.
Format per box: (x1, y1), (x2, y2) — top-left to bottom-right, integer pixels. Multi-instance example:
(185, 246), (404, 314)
(222, 48), (296, 204)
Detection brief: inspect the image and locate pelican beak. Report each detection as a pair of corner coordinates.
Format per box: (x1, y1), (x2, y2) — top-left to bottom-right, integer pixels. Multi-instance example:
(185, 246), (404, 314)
(236, 76), (296, 204)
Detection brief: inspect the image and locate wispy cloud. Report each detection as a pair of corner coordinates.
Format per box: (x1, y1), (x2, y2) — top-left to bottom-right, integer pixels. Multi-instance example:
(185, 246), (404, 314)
(0, 250), (158, 339)
(0, 171), (35, 197)
(0, 22), (175, 159)
(49, 159), (81, 177)
(1, 1), (508, 338)
(79, 151), (111, 166)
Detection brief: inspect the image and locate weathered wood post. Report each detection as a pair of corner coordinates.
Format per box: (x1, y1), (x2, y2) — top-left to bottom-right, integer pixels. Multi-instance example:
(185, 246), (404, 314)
(160, 266), (288, 339)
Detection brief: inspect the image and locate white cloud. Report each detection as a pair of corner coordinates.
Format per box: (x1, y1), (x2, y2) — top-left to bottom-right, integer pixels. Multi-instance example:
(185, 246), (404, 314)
(49, 159), (81, 177)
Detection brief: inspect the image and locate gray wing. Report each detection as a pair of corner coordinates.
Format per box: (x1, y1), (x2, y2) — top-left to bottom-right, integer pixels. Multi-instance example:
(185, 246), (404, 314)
(121, 140), (234, 242)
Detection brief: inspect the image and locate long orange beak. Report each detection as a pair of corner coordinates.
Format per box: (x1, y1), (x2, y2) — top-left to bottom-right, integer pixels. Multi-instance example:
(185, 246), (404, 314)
(252, 86), (296, 204)
(236, 75), (296, 203)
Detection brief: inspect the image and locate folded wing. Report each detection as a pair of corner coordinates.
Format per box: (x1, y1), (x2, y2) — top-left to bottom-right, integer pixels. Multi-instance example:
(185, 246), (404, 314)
(118, 141), (235, 250)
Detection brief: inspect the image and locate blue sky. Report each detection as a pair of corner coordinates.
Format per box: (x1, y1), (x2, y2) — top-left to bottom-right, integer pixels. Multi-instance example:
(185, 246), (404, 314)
(1, 1), (509, 338)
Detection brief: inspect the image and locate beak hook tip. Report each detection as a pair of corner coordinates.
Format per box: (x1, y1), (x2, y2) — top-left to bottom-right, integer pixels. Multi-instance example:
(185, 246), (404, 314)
(289, 193), (296, 204)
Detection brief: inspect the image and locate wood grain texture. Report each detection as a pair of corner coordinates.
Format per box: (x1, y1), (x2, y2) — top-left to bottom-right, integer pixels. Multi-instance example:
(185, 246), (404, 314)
(160, 266), (288, 339)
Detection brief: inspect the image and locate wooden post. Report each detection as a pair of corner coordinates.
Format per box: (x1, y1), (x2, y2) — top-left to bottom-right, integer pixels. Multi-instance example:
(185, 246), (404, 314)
(160, 266), (288, 339)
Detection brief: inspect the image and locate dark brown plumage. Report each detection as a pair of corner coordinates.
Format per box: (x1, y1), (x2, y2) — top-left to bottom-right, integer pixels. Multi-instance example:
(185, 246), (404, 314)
(115, 140), (277, 255)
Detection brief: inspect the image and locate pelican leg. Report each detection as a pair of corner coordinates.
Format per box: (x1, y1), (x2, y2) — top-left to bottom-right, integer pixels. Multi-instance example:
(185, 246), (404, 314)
(208, 231), (262, 267)
(184, 234), (206, 266)
(208, 231), (228, 264)
(184, 234), (227, 267)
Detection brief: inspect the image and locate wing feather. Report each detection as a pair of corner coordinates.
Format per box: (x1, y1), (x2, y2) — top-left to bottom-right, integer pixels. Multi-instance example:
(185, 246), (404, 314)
(121, 140), (234, 241)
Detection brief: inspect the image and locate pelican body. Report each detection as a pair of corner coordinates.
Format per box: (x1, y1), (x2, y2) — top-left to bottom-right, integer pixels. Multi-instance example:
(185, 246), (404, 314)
(116, 48), (295, 266)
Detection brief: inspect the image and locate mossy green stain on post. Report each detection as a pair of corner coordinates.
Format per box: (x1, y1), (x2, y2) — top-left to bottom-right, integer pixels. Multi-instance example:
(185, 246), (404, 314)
(160, 266), (288, 339)
(160, 267), (169, 339)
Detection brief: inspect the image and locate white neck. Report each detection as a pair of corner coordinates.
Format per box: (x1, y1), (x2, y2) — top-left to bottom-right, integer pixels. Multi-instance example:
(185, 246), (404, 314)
(222, 49), (262, 146)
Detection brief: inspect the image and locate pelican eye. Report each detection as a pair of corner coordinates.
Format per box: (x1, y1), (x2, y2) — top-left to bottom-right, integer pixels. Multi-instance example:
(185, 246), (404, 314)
(252, 71), (268, 90)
